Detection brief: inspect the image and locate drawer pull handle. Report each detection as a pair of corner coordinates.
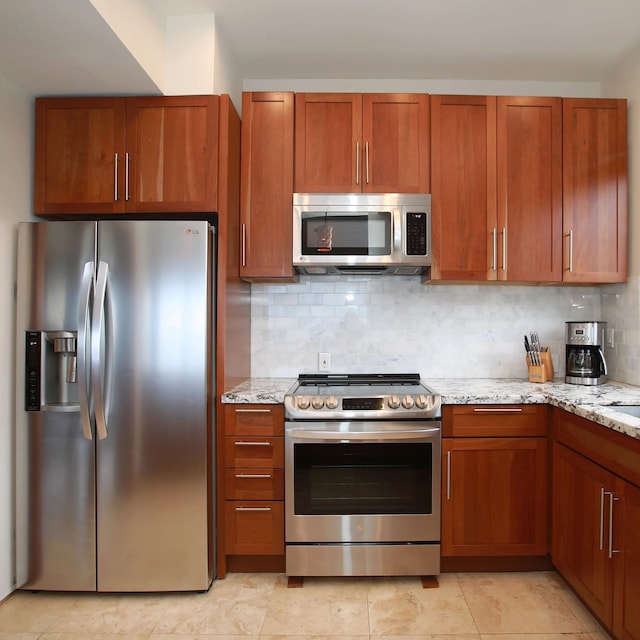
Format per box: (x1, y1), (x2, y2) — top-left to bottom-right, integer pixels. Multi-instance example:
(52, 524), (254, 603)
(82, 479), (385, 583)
(472, 408), (524, 413)
(235, 409), (272, 414)
(234, 441), (271, 446)
(235, 506), (272, 512)
(235, 473), (272, 479)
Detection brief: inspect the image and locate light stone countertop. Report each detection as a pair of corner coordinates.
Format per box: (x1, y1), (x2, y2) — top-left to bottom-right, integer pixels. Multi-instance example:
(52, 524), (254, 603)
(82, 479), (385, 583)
(221, 377), (640, 441)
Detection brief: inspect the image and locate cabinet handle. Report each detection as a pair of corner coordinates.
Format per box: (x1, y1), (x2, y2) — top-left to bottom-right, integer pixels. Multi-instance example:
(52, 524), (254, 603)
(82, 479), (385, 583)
(235, 408), (272, 414)
(365, 141), (370, 184)
(355, 141), (360, 185)
(607, 491), (621, 558)
(235, 506), (272, 512)
(446, 451), (451, 500)
(566, 230), (574, 272)
(235, 473), (272, 479)
(234, 441), (272, 446)
(125, 152), (130, 201)
(114, 153), (119, 201)
(472, 407), (523, 413)
(501, 227), (507, 271)
(491, 228), (497, 271)
(241, 224), (246, 267)
(599, 487), (606, 551)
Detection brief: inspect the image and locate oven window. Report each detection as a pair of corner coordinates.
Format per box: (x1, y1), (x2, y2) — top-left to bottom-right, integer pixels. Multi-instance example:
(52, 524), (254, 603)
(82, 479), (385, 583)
(300, 212), (392, 256)
(293, 442), (432, 515)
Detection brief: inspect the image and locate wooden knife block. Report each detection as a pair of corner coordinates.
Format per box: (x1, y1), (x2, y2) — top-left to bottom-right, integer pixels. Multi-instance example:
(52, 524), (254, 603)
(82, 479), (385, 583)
(527, 349), (554, 383)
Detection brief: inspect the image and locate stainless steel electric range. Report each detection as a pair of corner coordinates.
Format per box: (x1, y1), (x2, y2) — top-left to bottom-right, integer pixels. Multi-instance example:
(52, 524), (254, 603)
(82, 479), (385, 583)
(284, 373), (442, 578)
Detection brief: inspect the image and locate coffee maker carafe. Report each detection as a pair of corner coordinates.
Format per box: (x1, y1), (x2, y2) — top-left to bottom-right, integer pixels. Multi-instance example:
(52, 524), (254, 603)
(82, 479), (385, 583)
(565, 321), (608, 386)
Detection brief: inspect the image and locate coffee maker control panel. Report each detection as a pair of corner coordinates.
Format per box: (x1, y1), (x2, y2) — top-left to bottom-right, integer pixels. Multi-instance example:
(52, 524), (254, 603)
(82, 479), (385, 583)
(566, 321), (606, 346)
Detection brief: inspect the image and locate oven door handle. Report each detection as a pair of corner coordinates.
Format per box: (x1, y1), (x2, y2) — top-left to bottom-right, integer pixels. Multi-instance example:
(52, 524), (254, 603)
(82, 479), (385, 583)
(287, 427), (440, 441)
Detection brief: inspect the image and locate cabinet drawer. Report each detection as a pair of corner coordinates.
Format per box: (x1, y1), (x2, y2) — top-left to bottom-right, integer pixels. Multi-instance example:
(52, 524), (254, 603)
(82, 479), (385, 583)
(443, 404), (547, 437)
(224, 404), (284, 436)
(224, 468), (284, 500)
(224, 501), (284, 555)
(224, 436), (284, 468)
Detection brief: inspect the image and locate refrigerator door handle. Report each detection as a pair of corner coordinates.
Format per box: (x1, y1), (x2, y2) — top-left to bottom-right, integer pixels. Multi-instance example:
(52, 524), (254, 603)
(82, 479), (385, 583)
(92, 261), (109, 440)
(77, 261), (94, 441)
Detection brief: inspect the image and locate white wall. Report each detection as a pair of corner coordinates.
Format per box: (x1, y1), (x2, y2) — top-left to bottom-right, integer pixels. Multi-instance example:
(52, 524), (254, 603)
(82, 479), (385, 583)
(164, 14), (216, 96)
(598, 43), (640, 385)
(90, 0), (166, 92)
(0, 72), (34, 599)
(243, 78), (602, 97)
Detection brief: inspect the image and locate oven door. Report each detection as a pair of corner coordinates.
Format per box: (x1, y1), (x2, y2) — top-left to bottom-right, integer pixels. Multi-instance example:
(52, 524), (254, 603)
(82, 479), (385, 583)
(285, 421), (441, 544)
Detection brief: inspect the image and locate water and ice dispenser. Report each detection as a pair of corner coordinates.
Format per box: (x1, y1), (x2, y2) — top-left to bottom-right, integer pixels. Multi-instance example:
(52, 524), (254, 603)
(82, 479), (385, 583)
(25, 330), (79, 411)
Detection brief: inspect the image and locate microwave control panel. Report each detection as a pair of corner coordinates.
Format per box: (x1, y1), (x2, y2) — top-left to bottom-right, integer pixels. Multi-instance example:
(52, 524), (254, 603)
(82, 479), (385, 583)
(405, 212), (427, 255)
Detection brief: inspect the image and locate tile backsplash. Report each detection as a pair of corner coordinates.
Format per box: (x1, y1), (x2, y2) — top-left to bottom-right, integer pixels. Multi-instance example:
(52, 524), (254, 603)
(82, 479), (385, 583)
(602, 276), (640, 386)
(250, 276), (604, 379)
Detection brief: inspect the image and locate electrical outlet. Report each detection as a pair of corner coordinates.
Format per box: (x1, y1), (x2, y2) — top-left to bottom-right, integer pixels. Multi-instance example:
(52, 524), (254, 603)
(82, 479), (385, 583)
(318, 352), (331, 372)
(607, 328), (615, 348)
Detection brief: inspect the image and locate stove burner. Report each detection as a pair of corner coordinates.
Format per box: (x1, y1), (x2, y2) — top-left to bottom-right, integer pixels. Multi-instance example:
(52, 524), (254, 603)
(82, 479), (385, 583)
(297, 373), (421, 386)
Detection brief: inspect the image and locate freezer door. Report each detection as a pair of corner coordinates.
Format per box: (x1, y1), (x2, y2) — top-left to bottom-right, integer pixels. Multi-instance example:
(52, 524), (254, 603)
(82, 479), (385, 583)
(95, 220), (214, 591)
(15, 221), (98, 591)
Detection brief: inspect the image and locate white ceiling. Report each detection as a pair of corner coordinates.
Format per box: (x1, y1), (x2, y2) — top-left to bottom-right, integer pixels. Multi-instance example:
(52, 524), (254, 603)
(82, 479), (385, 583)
(2, 0), (640, 95)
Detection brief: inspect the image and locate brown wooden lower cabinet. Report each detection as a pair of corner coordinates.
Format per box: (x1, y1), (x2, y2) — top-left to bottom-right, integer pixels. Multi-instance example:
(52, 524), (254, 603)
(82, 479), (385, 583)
(552, 407), (640, 640)
(442, 436), (548, 556)
(224, 501), (284, 555)
(222, 404), (285, 571)
(552, 441), (617, 624)
(441, 405), (548, 559)
(616, 482), (640, 640)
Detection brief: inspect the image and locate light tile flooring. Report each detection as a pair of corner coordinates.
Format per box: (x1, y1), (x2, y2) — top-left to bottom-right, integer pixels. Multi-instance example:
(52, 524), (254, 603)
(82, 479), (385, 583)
(0, 571), (612, 640)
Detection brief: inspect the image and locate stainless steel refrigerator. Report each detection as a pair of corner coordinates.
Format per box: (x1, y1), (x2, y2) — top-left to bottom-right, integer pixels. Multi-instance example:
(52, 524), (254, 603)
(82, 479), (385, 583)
(15, 219), (216, 592)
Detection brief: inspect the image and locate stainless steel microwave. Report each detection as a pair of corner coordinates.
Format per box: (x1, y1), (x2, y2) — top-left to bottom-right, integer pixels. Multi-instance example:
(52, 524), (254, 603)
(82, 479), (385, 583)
(293, 193), (431, 276)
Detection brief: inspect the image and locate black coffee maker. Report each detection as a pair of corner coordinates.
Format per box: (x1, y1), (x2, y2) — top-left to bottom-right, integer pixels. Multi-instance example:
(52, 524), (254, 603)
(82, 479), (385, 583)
(565, 321), (608, 385)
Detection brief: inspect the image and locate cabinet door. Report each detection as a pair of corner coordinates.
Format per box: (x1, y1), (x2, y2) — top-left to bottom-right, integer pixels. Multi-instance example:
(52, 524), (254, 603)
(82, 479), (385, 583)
(563, 98), (627, 283)
(442, 437), (547, 556)
(240, 92), (296, 280)
(224, 403), (285, 436)
(552, 442), (615, 627)
(614, 481), (640, 640)
(497, 97), (562, 282)
(362, 93), (429, 193)
(294, 93), (362, 192)
(224, 436), (284, 469)
(34, 97), (126, 215)
(430, 96), (497, 281)
(125, 96), (219, 213)
(224, 501), (284, 555)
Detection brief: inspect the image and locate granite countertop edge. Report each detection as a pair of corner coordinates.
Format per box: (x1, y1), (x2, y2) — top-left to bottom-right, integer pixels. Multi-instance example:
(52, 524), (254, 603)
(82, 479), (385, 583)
(221, 377), (640, 441)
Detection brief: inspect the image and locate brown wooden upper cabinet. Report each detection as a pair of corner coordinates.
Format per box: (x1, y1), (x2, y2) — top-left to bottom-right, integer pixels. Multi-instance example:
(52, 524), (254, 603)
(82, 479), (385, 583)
(562, 98), (627, 284)
(294, 93), (429, 194)
(431, 95), (562, 282)
(34, 95), (220, 215)
(240, 92), (296, 281)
